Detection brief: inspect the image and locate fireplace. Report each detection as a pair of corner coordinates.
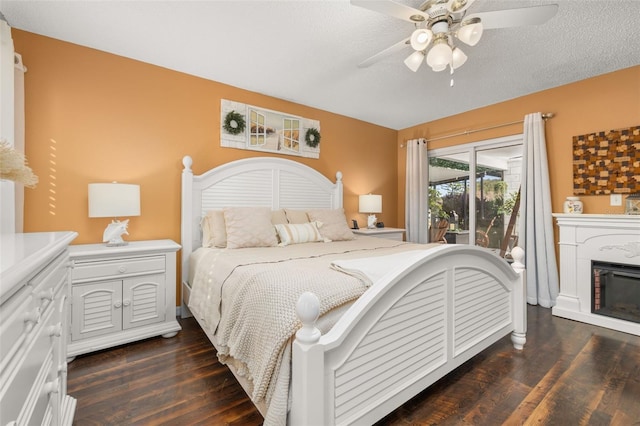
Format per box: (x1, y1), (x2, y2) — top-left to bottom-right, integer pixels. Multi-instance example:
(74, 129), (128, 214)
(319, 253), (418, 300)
(553, 214), (640, 336)
(592, 261), (640, 324)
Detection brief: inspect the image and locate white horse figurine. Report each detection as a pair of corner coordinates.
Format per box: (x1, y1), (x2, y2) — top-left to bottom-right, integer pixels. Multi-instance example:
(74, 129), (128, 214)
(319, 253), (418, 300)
(103, 219), (130, 246)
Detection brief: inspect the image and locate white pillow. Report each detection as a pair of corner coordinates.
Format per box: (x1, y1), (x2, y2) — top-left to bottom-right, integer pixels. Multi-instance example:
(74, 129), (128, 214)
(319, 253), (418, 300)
(306, 208), (354, 242)
(223, 207), (278, 249)
(275, 222), (325, 246)
(284, 209), (309, 224)
(201, 210), (227, 248)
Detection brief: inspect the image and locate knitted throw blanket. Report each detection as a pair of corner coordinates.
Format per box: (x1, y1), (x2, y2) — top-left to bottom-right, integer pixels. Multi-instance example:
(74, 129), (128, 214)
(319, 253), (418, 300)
(188, 237), (426, 425)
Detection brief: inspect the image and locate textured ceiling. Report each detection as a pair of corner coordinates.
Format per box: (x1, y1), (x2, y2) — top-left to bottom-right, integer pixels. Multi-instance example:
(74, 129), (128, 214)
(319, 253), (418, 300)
(1, 0), (639, 130)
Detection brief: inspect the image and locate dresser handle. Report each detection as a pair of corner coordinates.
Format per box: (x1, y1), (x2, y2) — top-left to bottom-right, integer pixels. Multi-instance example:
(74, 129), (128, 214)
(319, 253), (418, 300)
(24, 307), (41, 332)
(47, 322), (63, 337)
(43, 378), (60, 395)
(38, 288), (55, 302)
(118, 265), (127, 273)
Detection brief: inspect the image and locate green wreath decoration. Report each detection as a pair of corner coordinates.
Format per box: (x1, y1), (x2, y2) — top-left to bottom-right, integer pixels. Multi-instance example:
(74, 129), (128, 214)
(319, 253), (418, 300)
(305, 128), (321, 148)
(223, 110), (246, 135)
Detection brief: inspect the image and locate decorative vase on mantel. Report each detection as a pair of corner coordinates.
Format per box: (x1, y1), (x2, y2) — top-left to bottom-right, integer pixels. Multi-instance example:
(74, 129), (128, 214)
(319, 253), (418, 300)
(563, 196), (583, 214)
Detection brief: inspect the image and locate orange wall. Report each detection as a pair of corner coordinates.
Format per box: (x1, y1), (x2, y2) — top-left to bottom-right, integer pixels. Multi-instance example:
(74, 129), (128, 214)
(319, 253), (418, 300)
(396, 65), (640, 227)
(12, 29), (398, 303)
(13, 28), (640, 305)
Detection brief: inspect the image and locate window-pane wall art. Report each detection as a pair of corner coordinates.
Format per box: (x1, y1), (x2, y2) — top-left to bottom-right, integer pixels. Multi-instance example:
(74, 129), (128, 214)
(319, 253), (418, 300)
(220, 99), (321, 159)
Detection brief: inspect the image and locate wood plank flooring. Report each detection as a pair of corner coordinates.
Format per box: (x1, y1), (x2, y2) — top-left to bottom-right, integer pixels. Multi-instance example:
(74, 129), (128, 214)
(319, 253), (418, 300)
(67, 305), (640, 425)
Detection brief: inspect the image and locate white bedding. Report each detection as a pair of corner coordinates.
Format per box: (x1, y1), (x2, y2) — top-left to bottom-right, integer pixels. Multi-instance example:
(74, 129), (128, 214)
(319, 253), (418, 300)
(187, 236), (431, 425)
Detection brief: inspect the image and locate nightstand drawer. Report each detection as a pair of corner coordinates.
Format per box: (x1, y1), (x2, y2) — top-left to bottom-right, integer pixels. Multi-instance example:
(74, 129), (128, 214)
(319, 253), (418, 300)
(73, 256), (165, 282)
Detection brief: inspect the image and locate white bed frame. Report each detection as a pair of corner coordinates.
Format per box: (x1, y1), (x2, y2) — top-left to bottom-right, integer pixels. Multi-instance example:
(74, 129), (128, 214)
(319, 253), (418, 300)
(180, 155), (527, 426)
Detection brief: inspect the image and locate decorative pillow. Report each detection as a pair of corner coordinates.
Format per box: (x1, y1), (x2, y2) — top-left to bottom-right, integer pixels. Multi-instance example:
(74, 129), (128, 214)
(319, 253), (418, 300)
(285, 209), (309, 224)
(306, 208), (354, 241)
(201, 210), (227, 248)
(275, 222), (325, 246)
(271, 209), (288, 225)
(223, 207), (278, 249)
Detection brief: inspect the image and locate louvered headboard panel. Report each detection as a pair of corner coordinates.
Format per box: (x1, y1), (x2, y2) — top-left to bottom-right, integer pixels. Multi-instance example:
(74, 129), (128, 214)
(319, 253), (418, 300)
(181, 156), (343, 281)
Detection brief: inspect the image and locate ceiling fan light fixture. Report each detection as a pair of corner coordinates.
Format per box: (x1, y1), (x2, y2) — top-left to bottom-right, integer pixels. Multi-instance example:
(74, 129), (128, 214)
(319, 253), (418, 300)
(404, 50), (425, 72)
(426, 37), (452, 72)
(457, 17), (483, 46)
(451, 46), (467, 69)
(447, 0), (476, 14)
(410, 28), (433, 51)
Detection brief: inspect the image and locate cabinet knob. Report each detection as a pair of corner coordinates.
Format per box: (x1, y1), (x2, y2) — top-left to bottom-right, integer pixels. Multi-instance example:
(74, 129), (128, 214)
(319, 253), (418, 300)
(43, 378), (60, 395)
(47, 322), (63, 337)
(38, 288), (55, 302)
(114, 301), (122, 308)
(123, 299), (131, 307)
(118, 265), (127, 273)
(24, 307), (41, 332)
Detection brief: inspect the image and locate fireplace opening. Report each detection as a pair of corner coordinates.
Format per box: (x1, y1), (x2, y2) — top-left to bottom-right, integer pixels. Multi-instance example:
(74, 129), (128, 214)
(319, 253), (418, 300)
(592, 261), (640, 324)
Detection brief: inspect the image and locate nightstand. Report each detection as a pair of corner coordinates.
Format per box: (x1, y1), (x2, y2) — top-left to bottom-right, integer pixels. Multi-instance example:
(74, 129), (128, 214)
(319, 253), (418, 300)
(353, 227), (405, 241)
(67, 239), (181, 359)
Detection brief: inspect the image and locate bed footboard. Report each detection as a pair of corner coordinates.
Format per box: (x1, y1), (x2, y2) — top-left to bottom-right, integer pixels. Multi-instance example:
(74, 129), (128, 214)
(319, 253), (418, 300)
(291, 245), (526, 426)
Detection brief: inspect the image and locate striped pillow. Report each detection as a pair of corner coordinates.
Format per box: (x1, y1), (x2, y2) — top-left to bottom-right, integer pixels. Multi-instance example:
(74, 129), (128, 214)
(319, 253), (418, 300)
(275, 222), (325, 246)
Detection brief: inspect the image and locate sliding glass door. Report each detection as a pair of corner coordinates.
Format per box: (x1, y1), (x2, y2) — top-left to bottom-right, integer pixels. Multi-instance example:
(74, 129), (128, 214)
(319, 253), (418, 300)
(428, 136), (522, 258)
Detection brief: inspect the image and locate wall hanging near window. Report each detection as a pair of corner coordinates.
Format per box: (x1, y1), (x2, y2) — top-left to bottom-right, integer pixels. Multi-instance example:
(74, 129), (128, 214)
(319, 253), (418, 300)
(220, 99), (321, 159)
(572, 125), (640, 195)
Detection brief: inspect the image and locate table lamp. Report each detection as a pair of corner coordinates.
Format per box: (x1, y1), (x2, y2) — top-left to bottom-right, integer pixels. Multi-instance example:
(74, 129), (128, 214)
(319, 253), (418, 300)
(88, 182), (140, 246)
(359, 194), (382, 229)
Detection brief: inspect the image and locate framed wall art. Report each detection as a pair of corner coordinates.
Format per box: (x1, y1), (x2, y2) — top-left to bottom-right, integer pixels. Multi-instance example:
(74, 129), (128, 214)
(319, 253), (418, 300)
(572, 125), (639, 195)
(220, 99), (321, 159)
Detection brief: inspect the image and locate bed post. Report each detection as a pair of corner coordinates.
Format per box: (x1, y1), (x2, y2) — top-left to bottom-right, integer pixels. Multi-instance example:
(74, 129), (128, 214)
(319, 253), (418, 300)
(181, 156), (194, 318)
(510, 246), (527, 350)
(290, 292), (326, 426)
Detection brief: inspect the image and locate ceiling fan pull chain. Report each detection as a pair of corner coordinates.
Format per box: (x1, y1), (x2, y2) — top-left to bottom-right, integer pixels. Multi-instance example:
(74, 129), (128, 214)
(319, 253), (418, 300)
(450, 64), (455, 87)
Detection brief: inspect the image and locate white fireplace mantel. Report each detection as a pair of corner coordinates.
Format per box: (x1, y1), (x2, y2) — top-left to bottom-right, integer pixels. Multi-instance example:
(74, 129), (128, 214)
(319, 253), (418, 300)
(552, 214), (640, 336)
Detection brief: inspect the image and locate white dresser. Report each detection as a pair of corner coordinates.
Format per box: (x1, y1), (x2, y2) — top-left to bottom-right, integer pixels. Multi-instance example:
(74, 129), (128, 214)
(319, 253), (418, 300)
(0, 231), (78, 426)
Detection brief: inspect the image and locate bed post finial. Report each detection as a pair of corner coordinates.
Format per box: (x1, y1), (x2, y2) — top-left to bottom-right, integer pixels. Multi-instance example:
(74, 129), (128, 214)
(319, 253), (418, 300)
(296, 292), (321, 344)
(182, 155), (193, 172)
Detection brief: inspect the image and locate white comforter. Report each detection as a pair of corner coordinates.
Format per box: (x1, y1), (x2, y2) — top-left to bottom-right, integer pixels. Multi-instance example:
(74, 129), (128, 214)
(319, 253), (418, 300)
(188, 236), (427, 425)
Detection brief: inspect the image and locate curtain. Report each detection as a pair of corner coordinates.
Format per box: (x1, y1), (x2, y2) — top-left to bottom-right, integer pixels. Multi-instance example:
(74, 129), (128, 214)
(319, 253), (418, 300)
(405, 138), (428, 243)
(520, 112), (559, 307)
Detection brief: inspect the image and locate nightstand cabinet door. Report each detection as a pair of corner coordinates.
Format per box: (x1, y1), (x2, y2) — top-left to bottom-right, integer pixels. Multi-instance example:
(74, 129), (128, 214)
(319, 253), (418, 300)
(72, 280), (122, 341)
(124, 274), (165, 329)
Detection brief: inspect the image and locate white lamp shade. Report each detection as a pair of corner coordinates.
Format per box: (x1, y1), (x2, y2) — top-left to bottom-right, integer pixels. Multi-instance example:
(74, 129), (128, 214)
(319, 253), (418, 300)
(457, 19), (483, 46)
(427, 41), (453, 71)
(359, 194), (382, 214)
(451, 46), (468, 69)
(404, 50), (425, 72)
(88, 183), (141, 218)
(410, 28), (433, 51)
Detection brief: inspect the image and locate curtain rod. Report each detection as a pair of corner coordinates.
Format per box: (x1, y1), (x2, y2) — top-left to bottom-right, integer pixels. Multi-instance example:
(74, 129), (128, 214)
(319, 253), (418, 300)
(401, 112), (555, 147)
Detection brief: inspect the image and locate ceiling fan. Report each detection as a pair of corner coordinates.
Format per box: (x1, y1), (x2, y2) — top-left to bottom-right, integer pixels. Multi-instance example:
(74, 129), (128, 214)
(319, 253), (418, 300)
(352, 0), (558, 74)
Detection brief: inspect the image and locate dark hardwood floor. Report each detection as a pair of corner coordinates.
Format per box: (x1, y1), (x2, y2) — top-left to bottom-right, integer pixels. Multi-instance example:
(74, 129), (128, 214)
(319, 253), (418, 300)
(67, 305), (640, 425)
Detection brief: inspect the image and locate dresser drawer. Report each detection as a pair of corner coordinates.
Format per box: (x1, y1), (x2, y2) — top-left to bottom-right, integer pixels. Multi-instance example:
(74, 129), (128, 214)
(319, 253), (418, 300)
(0, 286), (36, 375)
(0, 302), (57, 425)
(72, 255), (165, 282)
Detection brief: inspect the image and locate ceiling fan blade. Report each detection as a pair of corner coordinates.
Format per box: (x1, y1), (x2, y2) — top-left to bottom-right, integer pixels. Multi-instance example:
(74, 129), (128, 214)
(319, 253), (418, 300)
(351, 0), (429, 23)
(358, 37), (410, 68)
(465, 4), (558, 30)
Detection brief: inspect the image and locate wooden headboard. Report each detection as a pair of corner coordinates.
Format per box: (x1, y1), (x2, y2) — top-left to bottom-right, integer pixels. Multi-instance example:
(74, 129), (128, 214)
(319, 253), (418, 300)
(180, 155), (343, 282)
